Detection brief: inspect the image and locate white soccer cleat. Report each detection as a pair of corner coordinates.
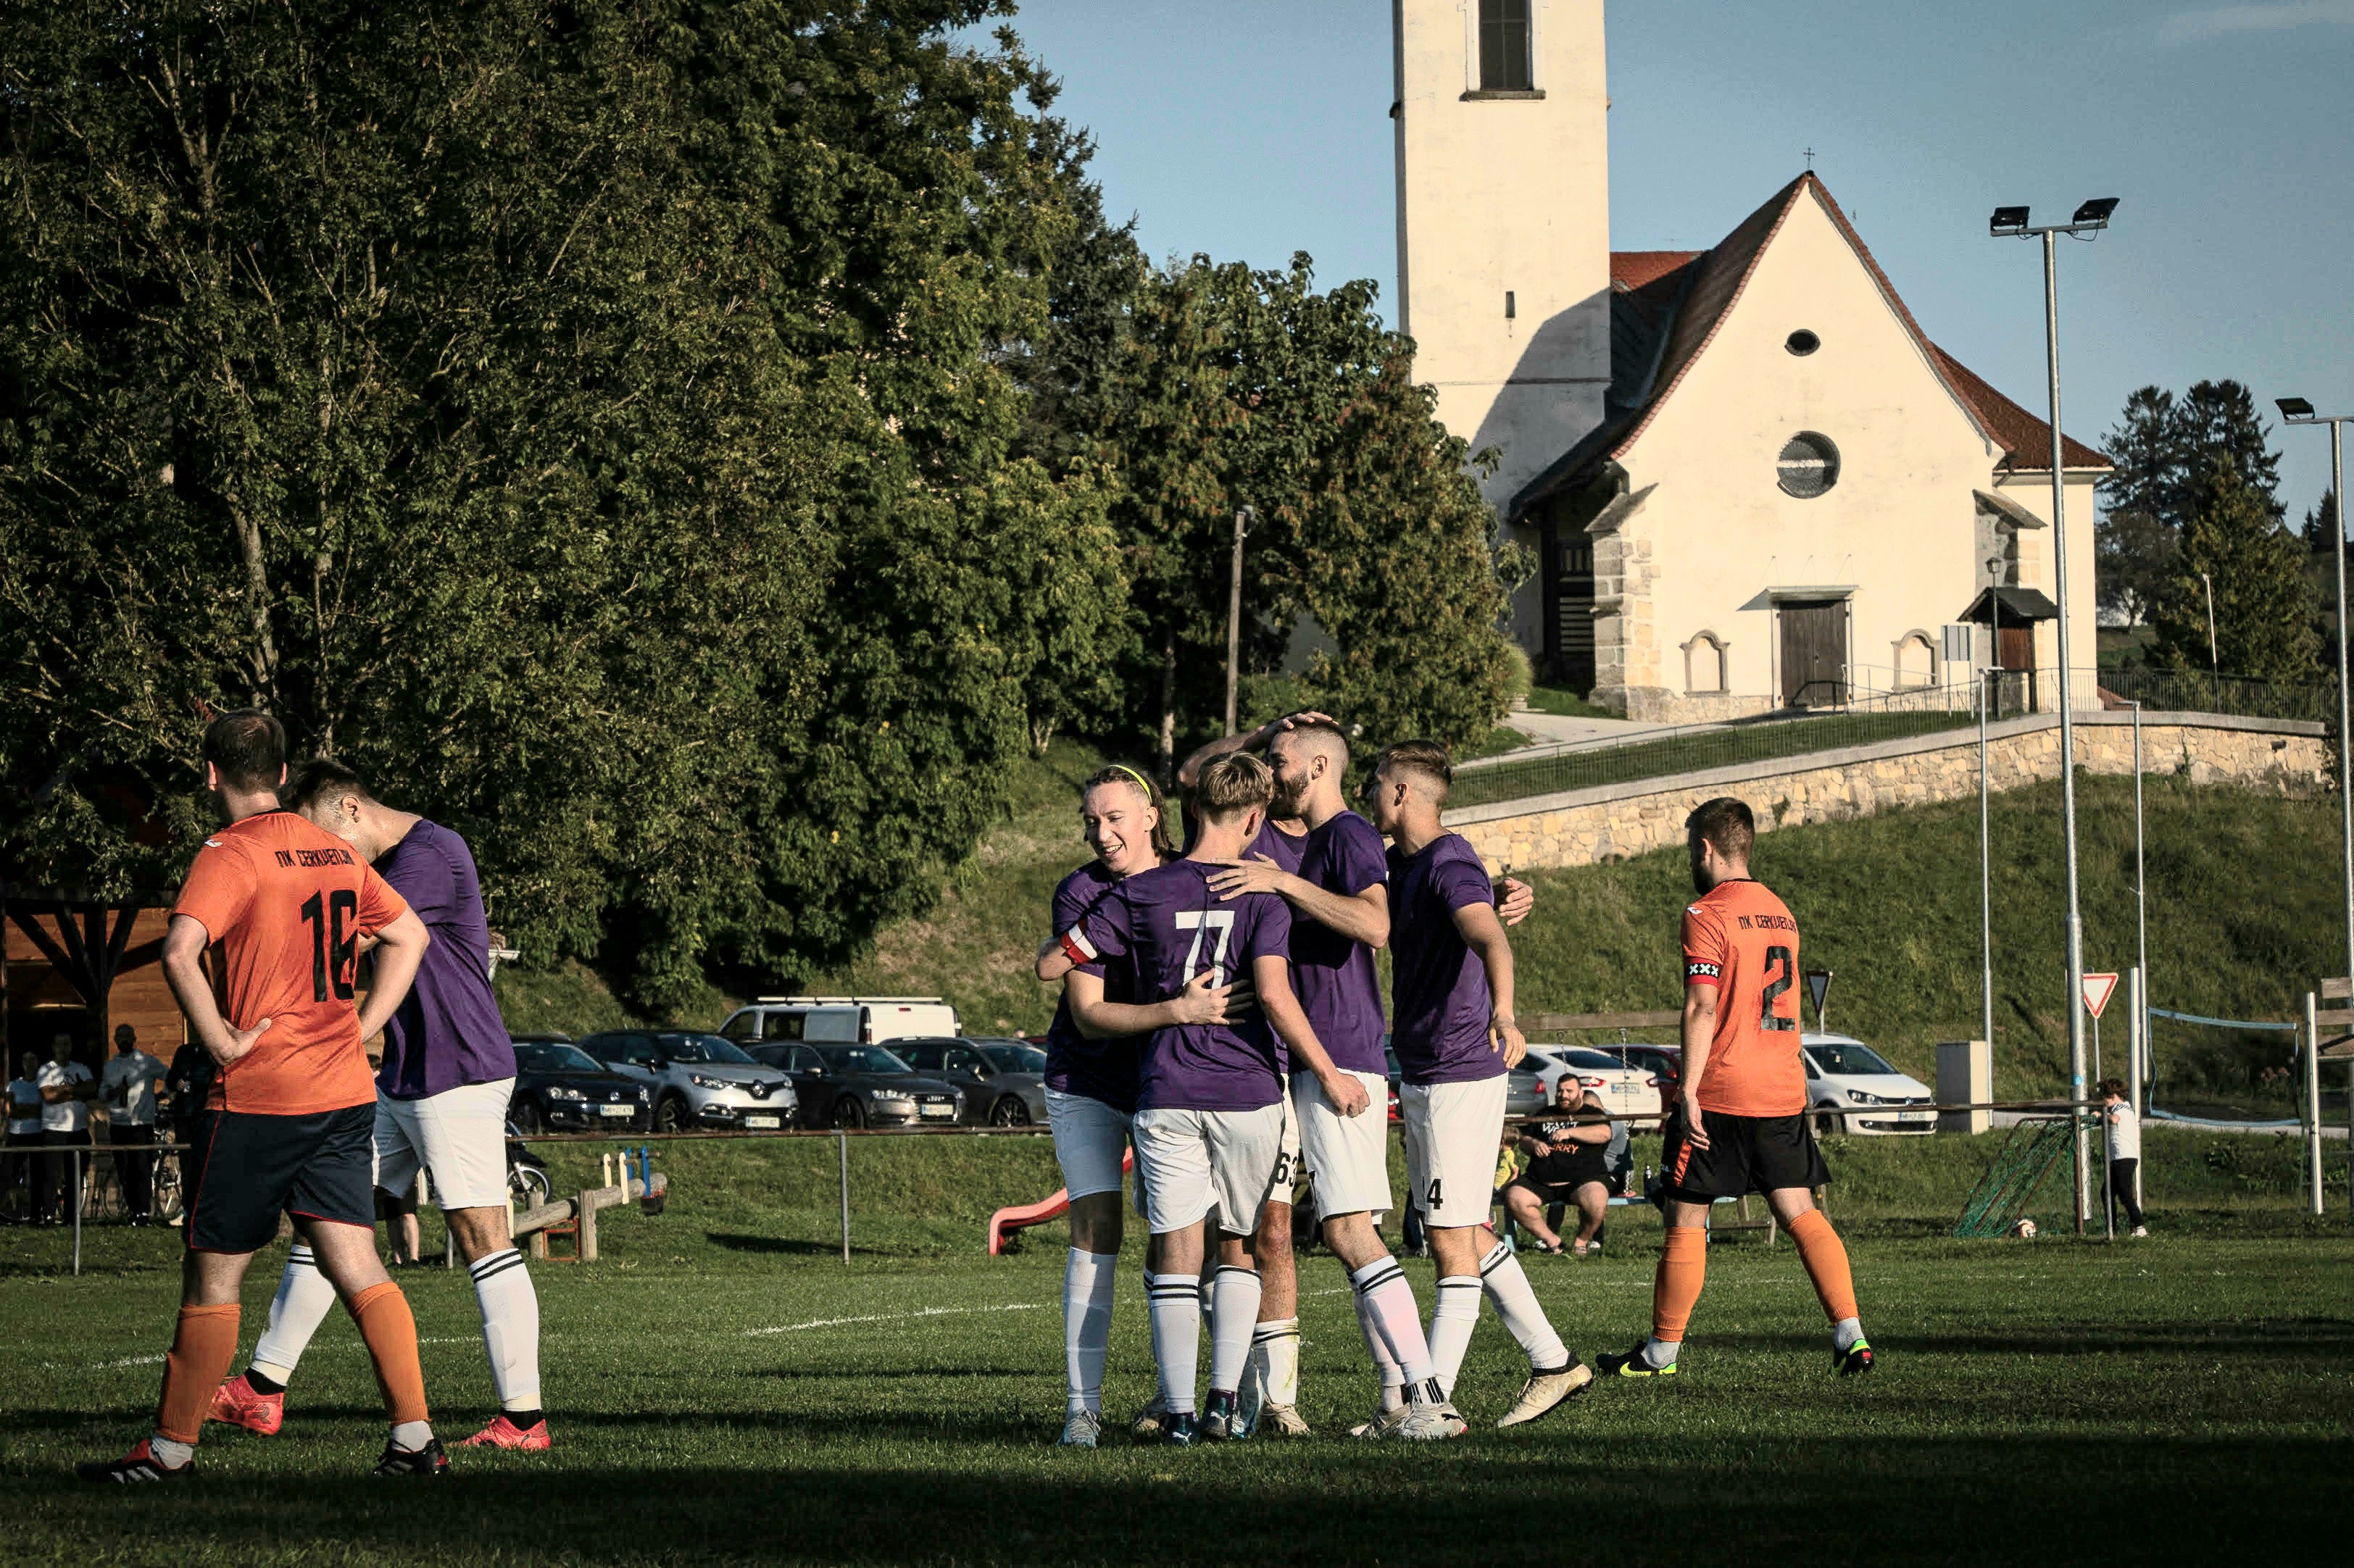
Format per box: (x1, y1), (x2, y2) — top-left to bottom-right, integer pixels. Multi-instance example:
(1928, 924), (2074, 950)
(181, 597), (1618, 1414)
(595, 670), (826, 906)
(1259, 1402), (1312, 1438)
(1129, 1394), (1168, 1439)
(1390, 1400), (1468, 1441)
(1495, 1359), (1593, 1427)
(1057, 1409), (1102, 1449)
(1348, 1403), (1410, 1441)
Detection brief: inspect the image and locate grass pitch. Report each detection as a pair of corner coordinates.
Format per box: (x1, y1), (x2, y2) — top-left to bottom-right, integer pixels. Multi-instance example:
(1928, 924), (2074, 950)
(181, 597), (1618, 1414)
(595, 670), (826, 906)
(1, 1131), (2348, 1565)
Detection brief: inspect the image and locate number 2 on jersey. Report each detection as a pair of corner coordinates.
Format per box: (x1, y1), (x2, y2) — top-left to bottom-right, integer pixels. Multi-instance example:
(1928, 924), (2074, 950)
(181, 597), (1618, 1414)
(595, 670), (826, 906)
(1173, 909), (1237, 987)
(1759, 944), (1795, 1032)
(301, 889), (359, 1004)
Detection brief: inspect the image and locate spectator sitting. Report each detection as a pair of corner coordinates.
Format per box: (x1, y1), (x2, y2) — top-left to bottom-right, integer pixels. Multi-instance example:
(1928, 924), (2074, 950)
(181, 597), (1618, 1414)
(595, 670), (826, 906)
(1502, 1080), (1615, 1255)
(34, 1033), (96, 1226)
(5, 1052), (42, 1222)
(101, 1025), (168, 1225)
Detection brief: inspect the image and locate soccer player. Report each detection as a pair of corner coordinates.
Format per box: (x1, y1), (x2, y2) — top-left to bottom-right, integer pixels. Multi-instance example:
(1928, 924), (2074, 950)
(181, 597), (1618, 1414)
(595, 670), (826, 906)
(1365, 741), (1589, 1427)
(1597, 796), (1873, 1380)
(209, 759), (549, 1450)
(1058, 752), (1369, 1445)
(1033, 764), (1249, 1448)
(78, 710), (442, 1482)
(1205, 718), (1465, 1440)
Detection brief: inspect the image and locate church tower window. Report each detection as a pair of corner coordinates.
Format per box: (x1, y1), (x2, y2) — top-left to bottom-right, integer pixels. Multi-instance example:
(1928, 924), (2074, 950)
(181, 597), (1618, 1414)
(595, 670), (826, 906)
(1786, 329), (1821, 356)
(1777, 433), (1841, 499)
(1479, 0), (1534, 92)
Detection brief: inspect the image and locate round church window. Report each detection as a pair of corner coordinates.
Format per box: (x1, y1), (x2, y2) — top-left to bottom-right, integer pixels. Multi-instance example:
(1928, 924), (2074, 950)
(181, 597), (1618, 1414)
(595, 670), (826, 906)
(1786, 329), (1821, 356)
(1777, 432), (1840, 499)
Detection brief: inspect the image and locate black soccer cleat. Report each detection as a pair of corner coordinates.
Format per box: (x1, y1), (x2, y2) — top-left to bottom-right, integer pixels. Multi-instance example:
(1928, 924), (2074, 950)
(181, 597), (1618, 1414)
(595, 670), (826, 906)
(76, 1439), (194, 1484)
(370, 1435), (450, 1477)
(1596, 1340), (1679, 1379)
(1160, 1411), (1199, 1448)
(1199, 1390), (1240, 1443)
(1834, 1339), (1875, 1377)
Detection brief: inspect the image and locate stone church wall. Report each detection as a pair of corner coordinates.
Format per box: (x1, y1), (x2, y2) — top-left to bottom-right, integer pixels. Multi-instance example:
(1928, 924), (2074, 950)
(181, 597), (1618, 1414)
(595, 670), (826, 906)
(1445, 711), (2330, 872)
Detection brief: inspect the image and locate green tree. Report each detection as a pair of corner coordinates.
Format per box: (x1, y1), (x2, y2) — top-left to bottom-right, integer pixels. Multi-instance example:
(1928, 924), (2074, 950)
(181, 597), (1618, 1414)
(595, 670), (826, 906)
(2151, 457), (2318, 682)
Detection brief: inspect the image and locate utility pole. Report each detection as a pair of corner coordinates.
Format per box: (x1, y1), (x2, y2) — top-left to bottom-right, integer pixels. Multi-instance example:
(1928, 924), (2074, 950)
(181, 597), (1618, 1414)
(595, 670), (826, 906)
(1980, 667), (1995, 1056)
(1224, 505), (1254, 737)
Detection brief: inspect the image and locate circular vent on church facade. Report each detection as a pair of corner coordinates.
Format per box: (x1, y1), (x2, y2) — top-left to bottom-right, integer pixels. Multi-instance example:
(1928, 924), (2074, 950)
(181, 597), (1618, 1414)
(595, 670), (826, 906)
(1777, 433), (1840, 498)
(1786, 329), (1821, 356)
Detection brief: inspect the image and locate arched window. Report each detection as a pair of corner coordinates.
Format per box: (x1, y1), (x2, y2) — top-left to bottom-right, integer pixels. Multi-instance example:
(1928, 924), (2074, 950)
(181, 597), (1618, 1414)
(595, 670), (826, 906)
(1479, 0), (1534, 92)
(1682, 631), (1730, 696)
(1893, 630), (1938, 689)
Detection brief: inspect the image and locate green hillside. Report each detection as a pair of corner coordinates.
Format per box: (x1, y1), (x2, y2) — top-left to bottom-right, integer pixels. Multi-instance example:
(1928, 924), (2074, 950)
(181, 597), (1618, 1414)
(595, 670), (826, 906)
(498, 743), (2346, 1110)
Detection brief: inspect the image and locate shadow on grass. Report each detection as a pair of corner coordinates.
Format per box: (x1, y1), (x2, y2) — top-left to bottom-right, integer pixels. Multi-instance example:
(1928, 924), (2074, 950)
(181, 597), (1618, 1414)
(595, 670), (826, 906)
(704, 1233), (873, 1257)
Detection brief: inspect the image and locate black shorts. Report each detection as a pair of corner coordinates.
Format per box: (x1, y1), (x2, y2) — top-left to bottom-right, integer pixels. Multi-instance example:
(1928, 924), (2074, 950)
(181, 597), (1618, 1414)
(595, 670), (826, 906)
(1505, 1176), (1579, 1207)
(186, 1104), (376, 1254)
(1660, 1109), (1829, 1201)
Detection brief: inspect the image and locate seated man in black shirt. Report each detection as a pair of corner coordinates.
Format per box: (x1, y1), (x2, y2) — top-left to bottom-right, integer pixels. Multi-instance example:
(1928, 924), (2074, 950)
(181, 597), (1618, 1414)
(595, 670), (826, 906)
(1503, 1082), (1615, 1255)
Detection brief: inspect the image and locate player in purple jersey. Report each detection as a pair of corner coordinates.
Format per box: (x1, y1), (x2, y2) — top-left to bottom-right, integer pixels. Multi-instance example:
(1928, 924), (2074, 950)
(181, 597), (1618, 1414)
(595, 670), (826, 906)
(1032, 764), (1249, 1448)
(1206, 718), (1465, 1440)
(1055, 754), (1370, 1446)
(1367, 741), (1591, 1430)
(209, 760), (548, 1453)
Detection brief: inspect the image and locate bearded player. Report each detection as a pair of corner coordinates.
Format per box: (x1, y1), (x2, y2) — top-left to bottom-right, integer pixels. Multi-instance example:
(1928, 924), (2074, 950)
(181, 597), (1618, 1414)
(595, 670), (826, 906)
(1597, 796), (1872, 1380)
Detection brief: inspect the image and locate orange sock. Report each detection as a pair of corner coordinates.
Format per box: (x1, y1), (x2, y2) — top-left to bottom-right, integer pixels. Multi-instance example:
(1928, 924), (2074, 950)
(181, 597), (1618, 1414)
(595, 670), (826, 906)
(1652, 1225), (1708, 1341)
(155, 1304), (241, 1445)
(349, 1281), (430, 1427)
(1787, 1209), (1860, 1324)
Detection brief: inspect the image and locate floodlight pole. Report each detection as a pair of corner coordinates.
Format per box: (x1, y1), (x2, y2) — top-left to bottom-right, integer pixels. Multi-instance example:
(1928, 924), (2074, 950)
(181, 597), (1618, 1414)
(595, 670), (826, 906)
(2134, 700), (2147, 1111)
(1980, 668), (1995, 1056)
(1224, 505), (1255, 737)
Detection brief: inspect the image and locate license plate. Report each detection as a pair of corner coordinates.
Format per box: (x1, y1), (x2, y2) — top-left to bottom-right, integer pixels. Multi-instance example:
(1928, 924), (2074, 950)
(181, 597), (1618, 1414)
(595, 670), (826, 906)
(597, 1104), (635, 1118)
(744, 1114), (781, 1130)
(920, 1104), (955, 1119)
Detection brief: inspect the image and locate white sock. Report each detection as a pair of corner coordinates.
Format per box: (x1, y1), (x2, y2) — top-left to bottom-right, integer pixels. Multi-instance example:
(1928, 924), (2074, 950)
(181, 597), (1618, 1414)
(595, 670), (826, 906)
(1833, 1317), (1865, 1353)
(1144, 1272), (1201, 1415)
(1481, 1241), (1569, 1371)
(391, 1419), (433, 1452)
(1350, 1256), (1438, 1389)
(148, 1435), (194, 1469)
(1642, 1336), (1681, 1369)
(467, 1248), (542, 1414)
(1064, 1248), (1116, 1414)
(1426, 1275), (1482, 1396)
(1207, 1265), (1262, 1397)
(1354, 1288), (1405, 1399)
(1251, 1317), (1300, 1407)
(250, 1243), (336, 1385)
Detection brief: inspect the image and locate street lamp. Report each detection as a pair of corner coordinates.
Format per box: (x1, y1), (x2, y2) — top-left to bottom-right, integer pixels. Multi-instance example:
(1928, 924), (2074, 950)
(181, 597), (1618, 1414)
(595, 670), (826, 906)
(1989, 196), (2119, 1235)
(2278, 393), (2354, 1214)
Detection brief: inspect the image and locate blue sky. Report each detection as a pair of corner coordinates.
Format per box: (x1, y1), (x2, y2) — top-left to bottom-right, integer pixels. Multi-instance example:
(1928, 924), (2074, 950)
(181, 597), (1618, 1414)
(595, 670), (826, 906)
(978, 1), (2354, 522)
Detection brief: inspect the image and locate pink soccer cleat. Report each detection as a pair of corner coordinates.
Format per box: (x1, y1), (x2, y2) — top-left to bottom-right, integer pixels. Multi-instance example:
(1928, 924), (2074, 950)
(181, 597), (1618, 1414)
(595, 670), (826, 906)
(209, 1373), (284, 1435)
(456, 1414), (552, 1451)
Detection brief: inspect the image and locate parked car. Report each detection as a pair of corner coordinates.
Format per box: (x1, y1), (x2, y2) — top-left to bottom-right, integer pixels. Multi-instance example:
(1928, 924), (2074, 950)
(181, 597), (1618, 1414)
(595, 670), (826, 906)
(1384, 1042), (1547, 1122)
(717, 996), (963, 1049)
(510, 1039), (652, 1134)
(744, 1042), (965, 1130)
(576, 1030), (798, 1134)
(1523, 1046), (1665, 1121)
(894, 1038), (1049, 1127)
(1594, 1043), (1682, 1096)
(1803, 1033), (1934, 1135)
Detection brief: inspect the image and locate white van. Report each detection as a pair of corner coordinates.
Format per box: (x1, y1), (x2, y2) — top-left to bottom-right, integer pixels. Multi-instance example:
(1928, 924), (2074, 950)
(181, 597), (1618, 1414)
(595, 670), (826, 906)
(718, 996), (963, 1050)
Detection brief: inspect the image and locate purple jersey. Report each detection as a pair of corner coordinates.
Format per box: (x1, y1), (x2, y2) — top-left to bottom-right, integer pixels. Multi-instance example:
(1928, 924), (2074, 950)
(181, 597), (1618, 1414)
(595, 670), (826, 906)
(374, 820), (516, 1100)
(1064, 860), (1290, 1113)
(1041, 860), (1141, 1114)
(1386, 832), (1502, 1085)
(1286, 811), (1390, 1076)
(1181, 801), (1309, 876)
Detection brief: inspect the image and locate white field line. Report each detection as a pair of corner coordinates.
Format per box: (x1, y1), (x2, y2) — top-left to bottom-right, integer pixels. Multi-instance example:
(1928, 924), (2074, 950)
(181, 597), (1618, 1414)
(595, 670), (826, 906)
(744, 1302), (1046, 1337)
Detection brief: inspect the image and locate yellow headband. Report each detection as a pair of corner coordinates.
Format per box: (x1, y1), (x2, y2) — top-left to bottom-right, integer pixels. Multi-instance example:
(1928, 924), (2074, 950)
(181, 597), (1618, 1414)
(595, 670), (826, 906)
(1109, 764), (1157, 801)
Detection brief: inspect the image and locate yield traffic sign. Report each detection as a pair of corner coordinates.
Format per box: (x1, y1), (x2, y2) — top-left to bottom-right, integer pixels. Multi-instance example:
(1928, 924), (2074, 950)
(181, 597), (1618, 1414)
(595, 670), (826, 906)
(2081, 972), (2119, 1020)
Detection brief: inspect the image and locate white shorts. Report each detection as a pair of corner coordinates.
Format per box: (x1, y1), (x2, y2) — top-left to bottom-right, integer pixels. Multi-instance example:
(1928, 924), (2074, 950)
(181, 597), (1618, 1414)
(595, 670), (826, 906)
(373, 1078), (515, 1212)
(1131, 1103), (1286, 1236)
(1293, 1069), (1392, 1218)
(1270, 1081), (1303, 1204)
(1401, 1075), (1508, 1230)
(1045, 1088), (1132, 1202)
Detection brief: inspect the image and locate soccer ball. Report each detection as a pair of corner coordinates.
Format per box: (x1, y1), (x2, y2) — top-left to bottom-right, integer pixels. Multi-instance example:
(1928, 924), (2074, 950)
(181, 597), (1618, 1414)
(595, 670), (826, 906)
(2010, 1217), (2038, 1239)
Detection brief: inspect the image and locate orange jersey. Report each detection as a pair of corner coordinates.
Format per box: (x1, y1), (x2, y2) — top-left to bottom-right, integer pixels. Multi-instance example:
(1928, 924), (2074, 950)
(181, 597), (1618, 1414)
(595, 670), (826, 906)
(172, 810), (410, 1117)
(1680, 878), (1804, 1117)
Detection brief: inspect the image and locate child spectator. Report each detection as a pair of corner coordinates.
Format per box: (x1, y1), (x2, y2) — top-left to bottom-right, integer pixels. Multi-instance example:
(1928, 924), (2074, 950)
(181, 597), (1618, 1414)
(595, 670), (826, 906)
(2099, 1078), (2145, 1238)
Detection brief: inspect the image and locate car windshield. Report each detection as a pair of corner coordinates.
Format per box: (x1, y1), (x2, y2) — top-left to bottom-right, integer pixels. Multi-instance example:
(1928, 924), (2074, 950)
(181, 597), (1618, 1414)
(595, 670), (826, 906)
(653, 1033), (755, 1065)
(517, 1043), (602, 1075)
(1560, 1049), (1626, 1070)
(1806, 1041), (1899, 1076)
(983, 1044), (1045, 1074)
(814, 1046), (912, 1075)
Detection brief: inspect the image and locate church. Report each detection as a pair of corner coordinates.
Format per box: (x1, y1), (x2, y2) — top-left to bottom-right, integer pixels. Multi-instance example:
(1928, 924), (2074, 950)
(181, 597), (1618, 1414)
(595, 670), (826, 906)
(1392, 1), (2110, 720)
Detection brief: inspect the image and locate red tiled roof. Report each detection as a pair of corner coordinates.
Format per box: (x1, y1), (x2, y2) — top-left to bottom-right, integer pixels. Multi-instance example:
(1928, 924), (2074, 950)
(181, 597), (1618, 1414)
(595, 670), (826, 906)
(1927, 343), (2110, 472)
(1610, 251), (1702, 291)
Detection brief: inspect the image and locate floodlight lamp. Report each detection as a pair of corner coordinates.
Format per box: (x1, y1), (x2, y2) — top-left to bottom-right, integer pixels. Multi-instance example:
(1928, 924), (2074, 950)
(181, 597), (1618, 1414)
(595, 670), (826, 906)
(2277, 396), (2317, 423)
(1989, 205), (2030, 235)
(2071, 197), (2120, 228)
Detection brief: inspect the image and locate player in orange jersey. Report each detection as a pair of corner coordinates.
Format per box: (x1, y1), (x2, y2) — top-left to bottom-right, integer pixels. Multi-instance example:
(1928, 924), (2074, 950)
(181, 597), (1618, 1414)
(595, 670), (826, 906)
(78, 710), (443, 1482)
(1597, 796), (1873, 1380)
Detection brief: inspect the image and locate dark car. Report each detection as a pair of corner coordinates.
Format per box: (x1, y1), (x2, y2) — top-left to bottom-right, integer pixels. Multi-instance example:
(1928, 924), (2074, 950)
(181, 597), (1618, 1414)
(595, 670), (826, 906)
(743, 1042), (965, 1130)
(1384, 1041), (1545, 1122)
(894, 1038), (1049, 1127)
(510, 1040), (653, 1134)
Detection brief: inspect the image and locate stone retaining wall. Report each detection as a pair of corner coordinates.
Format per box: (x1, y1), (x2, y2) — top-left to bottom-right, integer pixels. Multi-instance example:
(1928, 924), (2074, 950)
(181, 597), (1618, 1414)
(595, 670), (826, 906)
(1445, 711), (2332, 872)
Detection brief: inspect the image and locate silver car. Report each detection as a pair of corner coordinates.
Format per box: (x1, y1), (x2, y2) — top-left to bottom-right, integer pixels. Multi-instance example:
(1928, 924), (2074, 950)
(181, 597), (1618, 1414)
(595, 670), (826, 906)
(578, 1030), (798, 1133)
